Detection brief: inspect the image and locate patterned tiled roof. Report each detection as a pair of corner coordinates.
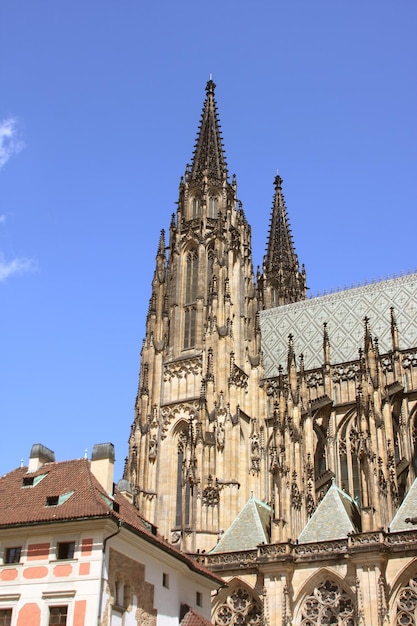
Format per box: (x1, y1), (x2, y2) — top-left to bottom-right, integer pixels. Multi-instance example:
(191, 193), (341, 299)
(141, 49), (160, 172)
(181, 608), (213, 626)
(259, 273), (417, 375)
(0, 458), (221, 585)
(210, 495), (271, 553)
(297, 483), (360, 543)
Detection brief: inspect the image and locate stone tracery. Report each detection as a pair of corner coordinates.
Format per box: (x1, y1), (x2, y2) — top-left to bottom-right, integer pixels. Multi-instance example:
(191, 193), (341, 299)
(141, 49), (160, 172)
(396, 576), (417, 625)
(213, 587), (263, 626)
(299, 580), (355, 625)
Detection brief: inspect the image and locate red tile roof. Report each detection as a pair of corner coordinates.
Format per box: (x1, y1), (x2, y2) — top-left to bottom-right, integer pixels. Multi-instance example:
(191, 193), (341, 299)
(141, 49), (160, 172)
(0, 459), (222, 585)
(181, 608), (213, 626)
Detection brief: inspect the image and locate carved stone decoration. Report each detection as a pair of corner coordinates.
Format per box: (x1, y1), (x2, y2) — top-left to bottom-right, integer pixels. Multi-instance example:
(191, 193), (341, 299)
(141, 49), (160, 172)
(396, 576), (417, 625)
(282, 583), (292, 626)
(202, 475), (220, 507)
(291, 471), (302, 510)
(299, 580), (355, 625)
(377, 574), (389, 625)
(217, 423), (225, 451)
(250, 424), (261, 475)
(148, 436), (157, 462)
(213, 587), (263, 626)
(403, 349), (417, 369)
(270, 446), (279, 473)
(163, 356), (202, 381)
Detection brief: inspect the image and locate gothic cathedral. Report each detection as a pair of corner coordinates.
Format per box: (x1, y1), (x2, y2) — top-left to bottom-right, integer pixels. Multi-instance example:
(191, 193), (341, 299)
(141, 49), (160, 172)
(126, 80), (417, 625)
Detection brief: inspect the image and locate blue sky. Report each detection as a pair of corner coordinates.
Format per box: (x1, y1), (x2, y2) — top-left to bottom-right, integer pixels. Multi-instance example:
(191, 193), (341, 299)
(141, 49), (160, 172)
(1, 1), (416, 480)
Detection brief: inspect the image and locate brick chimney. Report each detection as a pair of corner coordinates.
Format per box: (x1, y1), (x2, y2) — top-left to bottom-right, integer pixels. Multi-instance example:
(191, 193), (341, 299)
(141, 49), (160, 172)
(91, 443), (115, 495)
(28, 444), (55, 472)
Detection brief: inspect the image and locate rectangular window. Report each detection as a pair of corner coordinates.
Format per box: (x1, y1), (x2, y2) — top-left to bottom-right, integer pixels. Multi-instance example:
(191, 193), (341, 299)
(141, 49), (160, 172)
(0, 609), (12, 626)
(196, 591), (203, 607)
(5, 546), (21, 564)
(56, 542), (75, 560)
(49, 606), (67, 625)
(162, 572), (169, 588)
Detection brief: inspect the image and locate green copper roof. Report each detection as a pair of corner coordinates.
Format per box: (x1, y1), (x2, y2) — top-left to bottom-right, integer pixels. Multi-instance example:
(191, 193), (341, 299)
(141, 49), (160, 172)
(390, 478), (417, 531)
(298, 483), (360, 543)
(210, 495), (271, 553)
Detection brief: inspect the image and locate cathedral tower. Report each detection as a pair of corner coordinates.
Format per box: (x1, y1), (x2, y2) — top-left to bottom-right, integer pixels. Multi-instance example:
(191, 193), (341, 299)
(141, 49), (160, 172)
(125, 80), (417, 626)
(126, 80), (294, 551)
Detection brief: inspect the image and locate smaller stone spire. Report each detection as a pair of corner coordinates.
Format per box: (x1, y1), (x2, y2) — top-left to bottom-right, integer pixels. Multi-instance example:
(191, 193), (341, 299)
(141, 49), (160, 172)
(262, 175), (306, 308)
(390, 306), (400, 352)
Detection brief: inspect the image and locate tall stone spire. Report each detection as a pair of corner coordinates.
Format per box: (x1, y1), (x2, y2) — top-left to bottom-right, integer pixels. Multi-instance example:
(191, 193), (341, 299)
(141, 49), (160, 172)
(189, 78), (228, 184)
(126, 81), (264, 552)
(262, 174), (306, 308)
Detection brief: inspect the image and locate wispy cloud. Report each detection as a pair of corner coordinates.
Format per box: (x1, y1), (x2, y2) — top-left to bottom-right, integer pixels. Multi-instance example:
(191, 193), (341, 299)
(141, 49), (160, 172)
(0, 255), (36, 282)
(0, 117), (24, 170)
(0, 124), (33, 280)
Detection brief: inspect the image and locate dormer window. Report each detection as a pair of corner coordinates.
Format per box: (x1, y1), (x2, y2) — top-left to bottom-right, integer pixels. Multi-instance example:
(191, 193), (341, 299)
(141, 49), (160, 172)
(22, 473), (47, 488)
(46, 496), (59, 507)
(45, 491), (74, 507)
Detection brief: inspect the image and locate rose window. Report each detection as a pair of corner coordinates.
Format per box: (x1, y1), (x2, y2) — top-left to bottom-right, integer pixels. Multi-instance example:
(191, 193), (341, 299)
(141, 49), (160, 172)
(213, 588), (263, 626)
(300, 580), (355, 625)
(397, 577), (417, 625)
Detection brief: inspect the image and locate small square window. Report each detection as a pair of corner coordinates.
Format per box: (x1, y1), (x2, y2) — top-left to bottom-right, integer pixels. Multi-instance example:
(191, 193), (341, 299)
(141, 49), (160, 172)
(49, 605), (67, 625)
(162, 572), (169, 588)
(196, 591), (203, 607)
(56, 542), (75, 560)
(0, 608), (12, 626)
(5, 546), (21, 564)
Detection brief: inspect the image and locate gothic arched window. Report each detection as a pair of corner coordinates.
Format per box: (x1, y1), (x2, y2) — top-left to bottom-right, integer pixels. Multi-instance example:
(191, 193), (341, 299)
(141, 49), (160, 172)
(337, 418), (361, 504)
(184, 308), (196, 350)
(396, 576), (417, 625)
(208, 196), (218, 218)
(175, 429), (191, 529)
(184, 249), (198, 349)
(185, 249), (198, 304)
(191, 196), (201, 219)
(299, 580), (355, 625)
(213, 587), (262, 626)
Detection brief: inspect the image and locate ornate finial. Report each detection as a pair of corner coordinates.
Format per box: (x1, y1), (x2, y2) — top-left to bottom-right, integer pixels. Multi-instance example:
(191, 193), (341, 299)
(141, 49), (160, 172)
(206, 77), (216, 94)
(158, 229), (166, 255)
(274, 173), (283, 188)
